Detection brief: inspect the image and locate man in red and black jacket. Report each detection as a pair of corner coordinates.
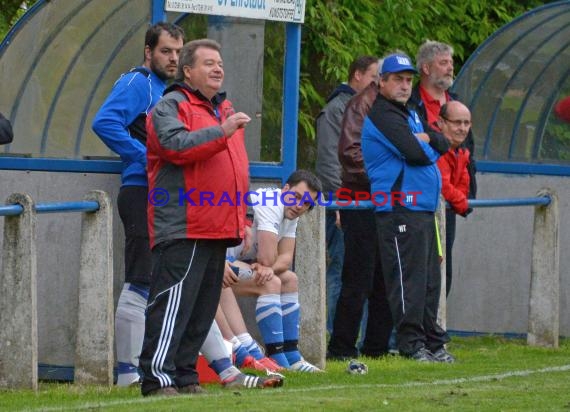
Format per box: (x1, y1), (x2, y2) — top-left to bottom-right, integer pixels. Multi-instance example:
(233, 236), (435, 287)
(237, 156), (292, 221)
(140, 39), (251, 397)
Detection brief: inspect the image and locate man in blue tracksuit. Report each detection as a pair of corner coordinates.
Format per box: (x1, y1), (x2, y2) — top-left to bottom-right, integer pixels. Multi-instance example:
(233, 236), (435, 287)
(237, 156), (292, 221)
(362, 53), (454, 362)
(92, 22), (184, 385)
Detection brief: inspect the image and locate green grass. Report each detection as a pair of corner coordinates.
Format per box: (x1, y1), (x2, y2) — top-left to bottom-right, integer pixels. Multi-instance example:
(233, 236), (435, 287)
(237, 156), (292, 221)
(1, 336), (570, 411)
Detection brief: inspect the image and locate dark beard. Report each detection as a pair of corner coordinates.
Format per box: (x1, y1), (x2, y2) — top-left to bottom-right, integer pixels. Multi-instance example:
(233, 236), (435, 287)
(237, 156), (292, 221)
(150, 62), (173, 82)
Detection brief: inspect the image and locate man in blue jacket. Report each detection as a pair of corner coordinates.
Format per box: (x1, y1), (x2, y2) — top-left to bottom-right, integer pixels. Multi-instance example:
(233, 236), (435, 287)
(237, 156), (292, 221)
(362, 53), (453, 362)
(92, 22), (184, 386)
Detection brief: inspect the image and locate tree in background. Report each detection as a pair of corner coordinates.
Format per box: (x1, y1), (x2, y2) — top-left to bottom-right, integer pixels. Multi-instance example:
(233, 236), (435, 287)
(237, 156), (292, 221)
(288, 0), (553, 168)
(0, 0), (556, 168)
(0, 1), (28, 37)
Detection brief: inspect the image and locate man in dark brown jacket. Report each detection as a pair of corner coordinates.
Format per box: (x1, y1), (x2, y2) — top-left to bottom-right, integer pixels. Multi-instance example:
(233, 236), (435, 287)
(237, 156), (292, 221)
(316, 56), (379, 336)
(327, 79), (393, 360)
(338, 82), (377, 194)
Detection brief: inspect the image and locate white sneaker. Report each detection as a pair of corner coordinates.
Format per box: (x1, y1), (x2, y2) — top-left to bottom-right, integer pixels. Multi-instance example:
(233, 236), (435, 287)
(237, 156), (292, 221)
(116, 372), (141, 387)
(289, 359), (323, 373)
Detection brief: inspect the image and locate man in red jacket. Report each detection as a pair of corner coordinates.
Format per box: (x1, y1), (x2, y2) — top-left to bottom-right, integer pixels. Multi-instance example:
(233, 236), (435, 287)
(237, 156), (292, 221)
(436, 101), (472, 296)
(140, 38), (251, 397)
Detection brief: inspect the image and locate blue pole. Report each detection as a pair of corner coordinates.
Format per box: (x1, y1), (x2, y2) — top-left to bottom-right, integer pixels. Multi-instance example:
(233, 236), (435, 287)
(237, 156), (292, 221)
(325, 196), (551, 210)
(281, 23), (301, 184)
(151, 0), (166, 24)
(0, 204), (25, 216)
(0, 201), (100, 216)
(468, 197), (550, 208)
(35, 201), (100, 214)
(0, 197), (551, 215)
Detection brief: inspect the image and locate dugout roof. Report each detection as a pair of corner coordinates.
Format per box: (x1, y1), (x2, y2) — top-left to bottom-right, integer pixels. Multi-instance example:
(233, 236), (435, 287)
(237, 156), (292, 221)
(453, 0), (570, 175)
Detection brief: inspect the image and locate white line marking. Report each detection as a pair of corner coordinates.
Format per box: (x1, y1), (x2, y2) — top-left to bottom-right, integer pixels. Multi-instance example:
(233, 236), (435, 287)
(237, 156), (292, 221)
(30, 364), (570, 411)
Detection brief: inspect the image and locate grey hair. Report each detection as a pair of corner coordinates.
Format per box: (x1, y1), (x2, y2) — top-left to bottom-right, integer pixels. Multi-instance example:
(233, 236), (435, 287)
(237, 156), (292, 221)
(416, 40), (454, 70)
(176, 39), (222, 82)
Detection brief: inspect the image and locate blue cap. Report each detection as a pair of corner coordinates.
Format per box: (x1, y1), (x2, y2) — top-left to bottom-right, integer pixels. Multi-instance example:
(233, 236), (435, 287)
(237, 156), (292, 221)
(381, 54), (418, 75)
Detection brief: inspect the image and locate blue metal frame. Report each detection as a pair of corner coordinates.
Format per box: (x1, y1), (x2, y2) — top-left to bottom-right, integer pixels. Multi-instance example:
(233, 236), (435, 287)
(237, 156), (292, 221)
(325, 195), (551, 211)
(278, 22), (301, 184)
(0, 204), (23, 216)
(469, 197), (550, 208)
(4, 158), (569, 177)
(35, 201), (99, 214)
(0, 200), (100, 217)
(476, 160), (570, 176)
(0, 156), (305, 180)
(151, 0), (166, 23)
(0, 157), (122, 173)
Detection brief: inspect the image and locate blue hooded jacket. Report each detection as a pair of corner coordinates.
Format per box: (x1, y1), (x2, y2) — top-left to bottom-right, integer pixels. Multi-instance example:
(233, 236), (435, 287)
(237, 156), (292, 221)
(92, 67), (167, 187)
(362, 94), (449, 212)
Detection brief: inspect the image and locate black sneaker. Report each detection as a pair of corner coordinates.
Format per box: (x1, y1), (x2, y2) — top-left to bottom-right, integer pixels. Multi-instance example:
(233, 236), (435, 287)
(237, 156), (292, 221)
(409, 347), (436, 362)
(431, 347), (455, 363)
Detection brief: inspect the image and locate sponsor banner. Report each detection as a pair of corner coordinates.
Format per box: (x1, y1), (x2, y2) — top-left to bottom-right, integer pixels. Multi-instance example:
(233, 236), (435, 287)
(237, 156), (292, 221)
(165, 0), (305, 23)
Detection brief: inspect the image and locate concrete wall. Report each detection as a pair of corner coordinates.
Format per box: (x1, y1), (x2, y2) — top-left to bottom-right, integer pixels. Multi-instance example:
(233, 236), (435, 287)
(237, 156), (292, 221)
(0, 172), (284, 369)
(448, 172), (569, 336)
(0, 170), (124, 367)
(1, 169), (567, 370)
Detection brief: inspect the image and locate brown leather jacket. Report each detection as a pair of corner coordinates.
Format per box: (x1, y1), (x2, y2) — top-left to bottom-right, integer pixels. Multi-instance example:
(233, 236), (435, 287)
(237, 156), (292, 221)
(338, 81), (378, 194)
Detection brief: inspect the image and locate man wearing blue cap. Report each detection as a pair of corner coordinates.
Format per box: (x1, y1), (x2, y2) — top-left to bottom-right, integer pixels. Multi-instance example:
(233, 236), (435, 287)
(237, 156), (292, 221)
(362, 53), (454, 362)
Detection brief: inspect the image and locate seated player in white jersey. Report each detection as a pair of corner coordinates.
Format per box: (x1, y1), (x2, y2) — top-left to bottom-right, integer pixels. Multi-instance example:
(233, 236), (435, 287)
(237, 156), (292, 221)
(225, 170), (324, 373)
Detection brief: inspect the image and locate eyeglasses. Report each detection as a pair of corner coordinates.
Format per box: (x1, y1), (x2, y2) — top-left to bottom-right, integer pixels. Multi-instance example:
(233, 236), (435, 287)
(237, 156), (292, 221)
(442, 117), (472, 127)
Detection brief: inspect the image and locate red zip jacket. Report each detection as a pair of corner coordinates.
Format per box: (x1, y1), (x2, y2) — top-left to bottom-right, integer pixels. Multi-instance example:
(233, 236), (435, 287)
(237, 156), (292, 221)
(437, 147), (470, 215)
(146, 83), (249, 248)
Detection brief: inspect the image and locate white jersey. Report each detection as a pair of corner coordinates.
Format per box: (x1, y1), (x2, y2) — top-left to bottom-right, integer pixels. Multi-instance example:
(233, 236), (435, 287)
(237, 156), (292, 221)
(227, 188), (298, 261)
